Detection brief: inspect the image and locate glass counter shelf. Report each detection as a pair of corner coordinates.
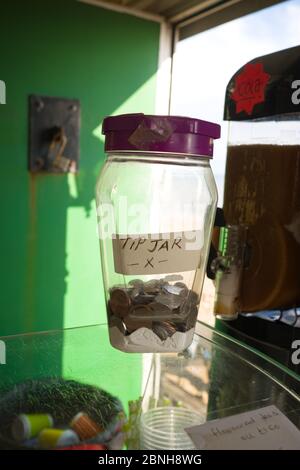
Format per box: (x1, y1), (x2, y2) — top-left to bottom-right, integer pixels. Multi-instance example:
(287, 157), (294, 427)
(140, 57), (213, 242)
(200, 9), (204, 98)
(0, 321), (299, 449)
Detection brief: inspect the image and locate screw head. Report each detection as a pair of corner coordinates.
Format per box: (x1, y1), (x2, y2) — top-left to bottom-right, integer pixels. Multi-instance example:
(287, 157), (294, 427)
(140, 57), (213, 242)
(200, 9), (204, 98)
(69, 104), (77, 112)
(35, 100), (44, 112)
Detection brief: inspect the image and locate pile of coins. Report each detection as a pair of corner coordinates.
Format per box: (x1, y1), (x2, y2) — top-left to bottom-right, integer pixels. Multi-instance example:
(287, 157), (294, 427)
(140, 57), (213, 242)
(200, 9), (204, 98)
(108, 279), (199, 342)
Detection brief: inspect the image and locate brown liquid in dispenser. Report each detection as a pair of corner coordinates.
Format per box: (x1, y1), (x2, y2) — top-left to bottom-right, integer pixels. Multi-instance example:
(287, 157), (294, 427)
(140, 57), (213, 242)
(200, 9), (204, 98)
(224, 144), (300, 312)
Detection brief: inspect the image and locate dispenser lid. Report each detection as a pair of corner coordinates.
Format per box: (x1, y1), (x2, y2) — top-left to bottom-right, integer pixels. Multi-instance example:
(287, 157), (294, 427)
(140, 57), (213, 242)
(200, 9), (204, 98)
(102, 113), (221, 158)
(224, 45), (300, 121)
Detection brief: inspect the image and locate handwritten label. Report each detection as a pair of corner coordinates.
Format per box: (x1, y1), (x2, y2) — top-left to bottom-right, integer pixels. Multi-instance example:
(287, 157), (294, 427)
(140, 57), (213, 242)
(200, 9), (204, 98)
(185, 405), (300, 450)
(112, 231), (203, 275)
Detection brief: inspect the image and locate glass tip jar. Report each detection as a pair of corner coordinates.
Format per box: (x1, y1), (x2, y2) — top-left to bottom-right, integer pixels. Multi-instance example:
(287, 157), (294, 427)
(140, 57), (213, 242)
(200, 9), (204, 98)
(96, 113), (220, 353)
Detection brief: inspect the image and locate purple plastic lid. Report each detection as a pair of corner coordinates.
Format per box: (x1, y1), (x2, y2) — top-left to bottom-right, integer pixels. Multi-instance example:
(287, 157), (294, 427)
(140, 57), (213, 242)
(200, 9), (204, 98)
(102, 113), (221, 158)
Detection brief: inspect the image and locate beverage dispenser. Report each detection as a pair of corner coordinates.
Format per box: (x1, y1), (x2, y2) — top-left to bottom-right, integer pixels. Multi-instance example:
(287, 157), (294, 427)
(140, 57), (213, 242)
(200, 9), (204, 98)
(213, 46), (300, 328)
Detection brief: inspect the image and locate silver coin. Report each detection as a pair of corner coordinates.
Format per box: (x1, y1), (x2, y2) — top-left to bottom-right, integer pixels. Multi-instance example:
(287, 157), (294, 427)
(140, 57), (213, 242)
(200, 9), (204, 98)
(174, 282), (187, 288)
(155, 293), (183, 310)
(162, 283), (186, 296)
(157, 278), (168, 288)
(180, 297), (198, 311)
(152, 321), (177, 341)
(174, 282), (189, 297)
(188, 290), (200, 305)
(148, 302), (173, 320)
(181, 291), (199, 309)
(128, 279), (144, 287)
(186, 305), (199, 329)
(143, 280), (161, 294)
(179, 299), (193, 316)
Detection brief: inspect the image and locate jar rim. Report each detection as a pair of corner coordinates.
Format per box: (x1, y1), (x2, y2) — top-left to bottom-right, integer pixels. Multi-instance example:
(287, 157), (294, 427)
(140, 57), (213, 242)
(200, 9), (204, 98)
(106, 150), (213, 159)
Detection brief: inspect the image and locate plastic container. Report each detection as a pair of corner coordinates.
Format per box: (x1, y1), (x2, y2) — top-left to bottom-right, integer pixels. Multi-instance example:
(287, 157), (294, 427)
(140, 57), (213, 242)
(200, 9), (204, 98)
(96, 114), (220, 352)
(140, 407), (204, 450)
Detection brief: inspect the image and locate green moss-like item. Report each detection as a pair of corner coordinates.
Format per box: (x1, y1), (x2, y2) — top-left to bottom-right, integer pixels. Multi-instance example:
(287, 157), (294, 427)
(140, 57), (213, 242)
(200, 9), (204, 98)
(0, 377), (124, 446)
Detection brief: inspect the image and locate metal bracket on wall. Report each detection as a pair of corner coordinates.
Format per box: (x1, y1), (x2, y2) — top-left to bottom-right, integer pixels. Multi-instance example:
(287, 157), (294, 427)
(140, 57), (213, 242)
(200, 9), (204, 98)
(28, 95), (80, 173)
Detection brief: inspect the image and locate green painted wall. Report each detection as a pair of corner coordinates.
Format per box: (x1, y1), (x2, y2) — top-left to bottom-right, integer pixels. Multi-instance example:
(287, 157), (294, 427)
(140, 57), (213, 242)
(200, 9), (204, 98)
(0, 325), (145, 417)
(0, 0), (159, 336)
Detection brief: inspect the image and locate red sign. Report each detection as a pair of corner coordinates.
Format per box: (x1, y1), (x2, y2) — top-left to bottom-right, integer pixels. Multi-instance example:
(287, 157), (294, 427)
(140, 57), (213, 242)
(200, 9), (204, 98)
(231, 62), (270, 115)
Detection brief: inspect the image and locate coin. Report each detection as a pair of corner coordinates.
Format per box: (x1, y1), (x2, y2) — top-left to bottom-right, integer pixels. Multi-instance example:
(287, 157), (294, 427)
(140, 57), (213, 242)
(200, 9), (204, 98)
(131, 287), (142, 299)
(174, 282), (189, 297)
(188, 290), (200, 305)
(186, 305), (199, 329)
(109, 288), (131, 318)
(108, 279), (194, 338)
(152, 321), (177, 341)
(129, 304), (153, 316)
(155, 293), (183, 310)
(179, 290), (198, 311)
(132, 293), (155, 304)
(148, 302), (172, 317)
(162, 283), (185, 296)
(143, 280), (161, 295)
(180, 299), (192, 315)
(129, 279), (144, 288)
(124, 305), (153, 333)
(174, 282), (187, 288)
